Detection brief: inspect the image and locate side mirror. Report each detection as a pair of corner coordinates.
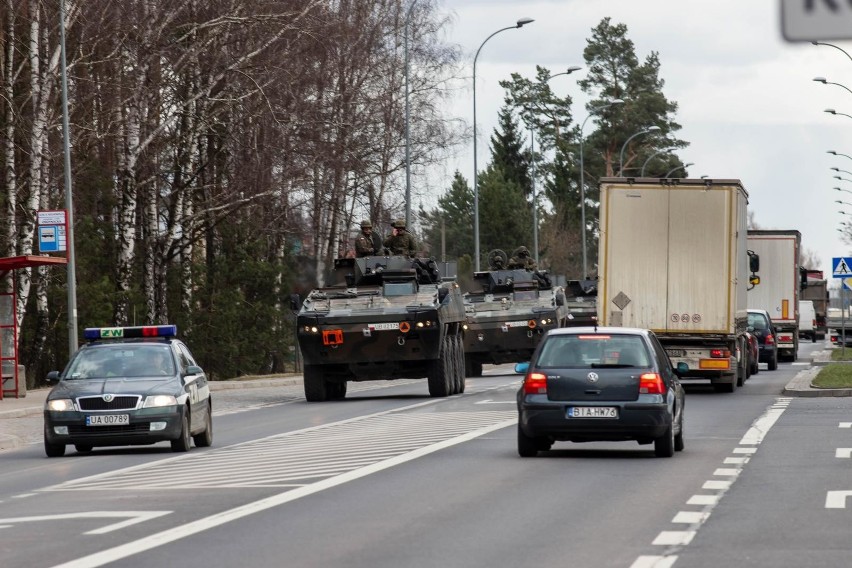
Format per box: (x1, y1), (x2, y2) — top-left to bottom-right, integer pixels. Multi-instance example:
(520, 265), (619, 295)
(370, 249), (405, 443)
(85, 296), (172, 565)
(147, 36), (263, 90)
(514, 362), (529, 374)
(184, 365), (204, 379)
(289, 293), (302, 311)
(45, 370), (61, 385)
(748, 250), (760, 273)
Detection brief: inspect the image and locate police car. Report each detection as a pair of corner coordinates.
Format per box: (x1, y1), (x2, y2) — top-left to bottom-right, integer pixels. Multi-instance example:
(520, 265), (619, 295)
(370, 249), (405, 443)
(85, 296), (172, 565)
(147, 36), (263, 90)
(43, 325), (212, 457)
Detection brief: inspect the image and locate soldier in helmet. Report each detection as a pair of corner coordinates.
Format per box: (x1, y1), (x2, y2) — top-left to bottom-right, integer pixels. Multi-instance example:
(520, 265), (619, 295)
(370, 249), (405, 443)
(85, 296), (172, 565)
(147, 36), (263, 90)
(508, 246), (537, 271)
(355, 219), (384, 257)
(384, 218), (418, 257)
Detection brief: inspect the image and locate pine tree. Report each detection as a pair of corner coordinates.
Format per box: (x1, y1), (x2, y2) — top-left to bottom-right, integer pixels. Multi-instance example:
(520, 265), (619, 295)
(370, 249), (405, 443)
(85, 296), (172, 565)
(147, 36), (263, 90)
(420, 171), (474, 261)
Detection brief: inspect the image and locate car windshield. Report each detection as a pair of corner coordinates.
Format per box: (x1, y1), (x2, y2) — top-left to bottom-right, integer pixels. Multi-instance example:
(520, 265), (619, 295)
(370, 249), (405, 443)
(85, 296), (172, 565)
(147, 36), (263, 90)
(535, 334), (651, 368)
(748, 313), (768, 330)
(65, 344), (175, 379)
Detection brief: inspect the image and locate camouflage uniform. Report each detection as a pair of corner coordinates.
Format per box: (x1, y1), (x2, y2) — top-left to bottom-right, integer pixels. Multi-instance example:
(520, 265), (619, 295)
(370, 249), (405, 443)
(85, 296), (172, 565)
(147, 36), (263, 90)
(355, 220), (383, 257)
(383, 219), (418, 257)
(508, 247), (537, 271)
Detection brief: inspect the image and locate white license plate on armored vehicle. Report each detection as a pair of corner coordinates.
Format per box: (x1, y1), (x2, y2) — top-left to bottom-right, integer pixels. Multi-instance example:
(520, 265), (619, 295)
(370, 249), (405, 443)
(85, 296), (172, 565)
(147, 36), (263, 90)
(86, 414), (129, 426)
(567, 407), (618, 418)
(369, 323), (399, 331)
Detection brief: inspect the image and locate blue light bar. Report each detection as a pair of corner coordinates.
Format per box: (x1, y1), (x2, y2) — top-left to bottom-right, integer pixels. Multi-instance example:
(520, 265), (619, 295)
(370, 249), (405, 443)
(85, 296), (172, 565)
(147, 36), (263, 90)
(83, 325), (178, 340)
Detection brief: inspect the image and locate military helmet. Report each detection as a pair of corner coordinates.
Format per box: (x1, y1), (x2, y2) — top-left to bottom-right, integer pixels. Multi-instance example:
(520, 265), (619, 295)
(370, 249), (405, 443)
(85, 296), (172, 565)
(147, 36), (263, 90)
(392, 218), (406, 229)
(516, 246), (530, 257)
(360, 220), (372, 229)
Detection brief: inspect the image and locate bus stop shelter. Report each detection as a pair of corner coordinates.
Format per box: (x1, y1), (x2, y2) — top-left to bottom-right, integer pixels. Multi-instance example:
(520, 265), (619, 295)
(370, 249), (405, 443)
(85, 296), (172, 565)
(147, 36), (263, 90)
(0, 255), (68, 399)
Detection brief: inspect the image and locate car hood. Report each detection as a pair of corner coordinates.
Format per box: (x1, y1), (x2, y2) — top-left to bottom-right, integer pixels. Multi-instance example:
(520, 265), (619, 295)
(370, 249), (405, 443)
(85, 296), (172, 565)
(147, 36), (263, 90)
(49, 378), (176, 399)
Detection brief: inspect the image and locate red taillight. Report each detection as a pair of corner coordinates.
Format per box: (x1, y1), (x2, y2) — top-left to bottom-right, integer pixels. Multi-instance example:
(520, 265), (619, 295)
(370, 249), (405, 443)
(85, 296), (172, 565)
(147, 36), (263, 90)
(523, 372), (547, 394)
(765, 334), (775, 345)
(709, 349), (730, 358)
(639, 372), (665, 395)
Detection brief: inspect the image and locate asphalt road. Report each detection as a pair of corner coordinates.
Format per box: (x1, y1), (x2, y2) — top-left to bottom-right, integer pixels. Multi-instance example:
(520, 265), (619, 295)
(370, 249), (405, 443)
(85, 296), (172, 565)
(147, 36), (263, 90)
(0, 341), (839, 568)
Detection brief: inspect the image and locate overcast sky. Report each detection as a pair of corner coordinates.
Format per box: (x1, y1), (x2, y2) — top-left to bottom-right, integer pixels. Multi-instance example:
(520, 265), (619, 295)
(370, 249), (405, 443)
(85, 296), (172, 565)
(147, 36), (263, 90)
(428, 0), (852, 284)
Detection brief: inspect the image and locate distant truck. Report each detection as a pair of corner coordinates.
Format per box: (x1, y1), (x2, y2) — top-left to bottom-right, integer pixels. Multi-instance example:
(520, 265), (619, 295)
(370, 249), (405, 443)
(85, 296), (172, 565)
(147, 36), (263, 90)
(597, 178), (759, 393)
(746, 230), (801, 361)
(800, 272), (828, 339)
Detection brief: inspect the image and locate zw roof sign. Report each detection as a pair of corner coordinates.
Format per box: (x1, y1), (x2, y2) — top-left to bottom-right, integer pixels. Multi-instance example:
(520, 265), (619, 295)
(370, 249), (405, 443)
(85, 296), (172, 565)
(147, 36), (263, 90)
(781, 0), (852, 42)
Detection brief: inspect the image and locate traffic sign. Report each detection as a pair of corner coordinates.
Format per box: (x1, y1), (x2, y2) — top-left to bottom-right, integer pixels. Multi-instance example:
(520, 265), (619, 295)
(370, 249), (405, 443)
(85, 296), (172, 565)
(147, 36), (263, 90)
(844, 278), (852, 292)
(833, 257), (852, 278)
(781, 0), (852, 42)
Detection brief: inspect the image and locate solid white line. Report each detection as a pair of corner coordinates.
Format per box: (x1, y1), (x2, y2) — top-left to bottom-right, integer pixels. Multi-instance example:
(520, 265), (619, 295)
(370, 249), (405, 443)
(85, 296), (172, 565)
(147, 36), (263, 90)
(49, 417), (517, 568)
(686, 495), (719, 506)
(630, 555), (678, 568)
(702, 480), (732, 490)
(739, 404), (787, 445)
(672, 511), (708, 524)
(826, 491), (852, 509)
(652, 531), (695, 546)
(836, 448), (852, 459)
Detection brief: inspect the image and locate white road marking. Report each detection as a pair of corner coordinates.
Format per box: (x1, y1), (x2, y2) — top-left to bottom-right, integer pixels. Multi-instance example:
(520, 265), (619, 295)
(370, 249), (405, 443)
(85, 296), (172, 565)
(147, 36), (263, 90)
(687, 494), (720, 506)
(724, 457), (749, 465)
(739, 403), (788, 445)
(839, 422), (852, 429)
(733, 447), (757, 454)
(0, 511), (171, 535)
(713, 468), (740, 477)
(826, 491), (852, 509)
(702, 480), (732, 490)
(630, 555), (678, 568)
(672, 511), (709, 524)
(474, 399), (516, 405)
(652, 531), (695, 546)
(48, 416), (516, 568)
(791, 362), (810, 366)
(836, 448), (852, 459)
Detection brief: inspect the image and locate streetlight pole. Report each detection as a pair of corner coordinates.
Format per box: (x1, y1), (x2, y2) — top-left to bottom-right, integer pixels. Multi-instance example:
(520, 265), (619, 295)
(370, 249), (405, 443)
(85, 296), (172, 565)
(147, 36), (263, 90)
(836, 187), (852, 195)
(825, 109), (852, 120)
(835, 175), (852, 184)
(829, 150), (852, 161)
(528, 66), (582, 267)
(813, 77), (852, 96)
(578, 99), (624, 279)
(832, 167), (852, 176)
(664, 162), (693, 178)
(473, 17), (534, 271)
(617, 126), (661, 176)
(640, 147), (674, 177)
(59, 0), (78, 354)
(403, 0), (419, 229)
(812, 41), (852, 63)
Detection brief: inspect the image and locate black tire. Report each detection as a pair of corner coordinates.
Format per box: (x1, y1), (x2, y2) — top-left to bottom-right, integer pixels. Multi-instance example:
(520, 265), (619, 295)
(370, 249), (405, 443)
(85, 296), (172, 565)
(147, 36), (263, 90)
(655, 421), (675, 457)
(455, 334), (466, 394)
(768, 351), (778, 371)
(751, 355), (759, 375)
(171, 411), (192, 452)
(45, 439), (65, 458)
(304, 365), (329, 402)
(713, 377), (736, 393)
(192, 402), (213, 447)
(517, 424), (541, 458)
(472, 361), (483, 377)
(674, 413), (685, 452)
(427, 334), (452, 397)
(75, 444), (93, 453)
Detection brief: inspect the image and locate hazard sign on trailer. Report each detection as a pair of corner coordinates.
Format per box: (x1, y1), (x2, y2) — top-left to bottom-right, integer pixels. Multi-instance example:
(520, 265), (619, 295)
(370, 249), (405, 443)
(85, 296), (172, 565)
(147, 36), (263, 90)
(832, 257), (852, 278)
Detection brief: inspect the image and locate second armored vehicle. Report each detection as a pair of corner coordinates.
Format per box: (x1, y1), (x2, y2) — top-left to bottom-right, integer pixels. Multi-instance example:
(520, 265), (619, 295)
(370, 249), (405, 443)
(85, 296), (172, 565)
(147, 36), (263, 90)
(462, 250), (570, 376)
(293, 256), (466, 402)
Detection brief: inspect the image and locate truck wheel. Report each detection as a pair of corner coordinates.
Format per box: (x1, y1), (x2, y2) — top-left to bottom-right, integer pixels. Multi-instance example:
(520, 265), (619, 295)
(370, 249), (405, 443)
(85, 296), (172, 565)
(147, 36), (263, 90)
(330, 381), (347, 400)
(455, 334), (466, 394)
(304, 365), (329, 402)
(427, 335), (452, 397)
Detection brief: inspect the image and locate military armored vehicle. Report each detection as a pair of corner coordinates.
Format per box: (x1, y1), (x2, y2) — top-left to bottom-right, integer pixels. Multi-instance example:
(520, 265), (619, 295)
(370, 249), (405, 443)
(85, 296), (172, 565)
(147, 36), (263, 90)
(293, 256), (466, 402)
(462, 249), (570, 376)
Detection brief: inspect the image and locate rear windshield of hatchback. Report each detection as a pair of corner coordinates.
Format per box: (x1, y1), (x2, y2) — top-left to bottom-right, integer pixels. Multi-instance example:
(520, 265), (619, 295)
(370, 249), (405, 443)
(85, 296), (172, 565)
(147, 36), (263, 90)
(747, 312), (770, 330)
(535, 334), (651, 368)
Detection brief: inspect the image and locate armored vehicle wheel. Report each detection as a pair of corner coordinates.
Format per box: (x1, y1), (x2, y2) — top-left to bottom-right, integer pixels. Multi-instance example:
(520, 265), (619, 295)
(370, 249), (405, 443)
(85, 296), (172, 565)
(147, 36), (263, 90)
(455, 334), (466, 394)
(304, 365), (329, 402)
(427, 335), (453, 397)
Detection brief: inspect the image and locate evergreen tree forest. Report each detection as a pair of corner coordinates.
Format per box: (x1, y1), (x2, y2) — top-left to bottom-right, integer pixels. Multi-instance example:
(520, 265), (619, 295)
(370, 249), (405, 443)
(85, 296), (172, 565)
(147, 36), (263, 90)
(1, 4), (687, 385)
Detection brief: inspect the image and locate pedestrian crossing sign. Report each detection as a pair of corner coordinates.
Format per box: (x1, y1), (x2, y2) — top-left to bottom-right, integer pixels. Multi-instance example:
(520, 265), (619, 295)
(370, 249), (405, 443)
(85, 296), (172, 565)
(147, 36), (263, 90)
(833, 257), (852, 278)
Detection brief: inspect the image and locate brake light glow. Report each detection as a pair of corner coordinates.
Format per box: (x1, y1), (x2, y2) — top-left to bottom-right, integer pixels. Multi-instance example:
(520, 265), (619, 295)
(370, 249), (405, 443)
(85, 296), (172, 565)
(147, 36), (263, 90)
(639, 373), (665, 395)
(523, 372), (547, 394)
(765, 334), (775, 345)
(709, 349), (730, 359)
(578, 335), (610, 340)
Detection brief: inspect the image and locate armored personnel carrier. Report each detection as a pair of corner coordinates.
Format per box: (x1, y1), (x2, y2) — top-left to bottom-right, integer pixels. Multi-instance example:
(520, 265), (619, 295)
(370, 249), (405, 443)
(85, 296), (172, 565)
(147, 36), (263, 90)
(462, 250), (570, 377)
(293, 256), (466, 402)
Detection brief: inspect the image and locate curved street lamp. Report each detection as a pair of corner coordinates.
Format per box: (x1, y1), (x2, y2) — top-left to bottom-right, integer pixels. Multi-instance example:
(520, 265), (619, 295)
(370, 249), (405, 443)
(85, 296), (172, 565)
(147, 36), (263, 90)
(835, 175), (852, 184)
(640, 147), (675, 176)
(812, 41), (852, 63)
(829, 150), (852, 161)
(664, 162), (693, 178)
(826, 109), (852, 120)
(832, 167), (852, 176)
(836, 187), (852, 195)
(837, 200), (852, 207)
(617, 126), (662, 176)
(528, 65), (582, 266)
(578, 98), (624, 278)
(700, 175), (710, 179)
(472, 17), (535, 271)
(814, 77), (852, 97)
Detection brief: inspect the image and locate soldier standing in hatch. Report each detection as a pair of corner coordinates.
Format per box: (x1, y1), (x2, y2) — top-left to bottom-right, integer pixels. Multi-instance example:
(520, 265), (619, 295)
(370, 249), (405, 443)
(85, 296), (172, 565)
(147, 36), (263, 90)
(355, 219), (384, 257)
(508, 246), (537, 270)
(383, 219), (418, 257)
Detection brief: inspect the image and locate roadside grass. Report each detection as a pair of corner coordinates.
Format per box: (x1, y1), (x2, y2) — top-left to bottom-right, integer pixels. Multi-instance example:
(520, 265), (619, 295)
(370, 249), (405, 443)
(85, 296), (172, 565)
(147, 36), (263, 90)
(813, 363), (852, 389)
(831, 348), (852, 362)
